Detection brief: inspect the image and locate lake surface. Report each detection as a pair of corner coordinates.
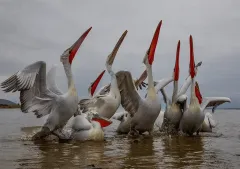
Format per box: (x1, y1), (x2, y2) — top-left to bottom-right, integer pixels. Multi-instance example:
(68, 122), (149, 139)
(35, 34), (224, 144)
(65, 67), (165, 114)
(0, 109), (239, 169)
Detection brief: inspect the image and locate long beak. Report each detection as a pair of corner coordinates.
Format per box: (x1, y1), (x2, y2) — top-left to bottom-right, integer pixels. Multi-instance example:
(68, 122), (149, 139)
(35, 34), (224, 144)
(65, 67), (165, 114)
(135, 70), (147, 87)
(88, 70), (106, 96)
(195, 81), (202, 104)
(148, 20), (162, 65)
(174, 40), (180, 81)
(68, 27), (92, 64)
(92, 114), (112, 128)
(189, 35), (196, 78)
(106, 30), (128, 65)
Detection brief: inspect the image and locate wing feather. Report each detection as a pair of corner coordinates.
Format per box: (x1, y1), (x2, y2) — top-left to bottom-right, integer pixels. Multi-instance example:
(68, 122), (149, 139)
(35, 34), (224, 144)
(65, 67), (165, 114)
(201, 97), (231, 113)
(46, 65), (63, 95)
(1, 61), (56, 118)
(116, 71), (142, 116)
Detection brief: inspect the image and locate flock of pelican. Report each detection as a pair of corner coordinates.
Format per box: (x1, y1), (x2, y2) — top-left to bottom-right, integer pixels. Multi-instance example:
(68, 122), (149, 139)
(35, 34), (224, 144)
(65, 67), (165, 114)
(1, 20), (231, 141)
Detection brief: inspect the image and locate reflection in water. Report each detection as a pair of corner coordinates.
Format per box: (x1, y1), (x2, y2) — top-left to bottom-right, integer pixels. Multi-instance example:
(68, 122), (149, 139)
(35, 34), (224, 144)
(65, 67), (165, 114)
(161, 136), (204, 168)
(36, 141), (106, 169)
(123, 137), (158, 168)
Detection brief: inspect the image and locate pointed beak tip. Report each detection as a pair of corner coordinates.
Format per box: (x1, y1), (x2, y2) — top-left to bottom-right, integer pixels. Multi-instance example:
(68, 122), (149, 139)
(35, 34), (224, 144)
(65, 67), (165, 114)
(159, 20), (163, 27)
(86, 26), (92, 32)
(148, 21), (162, 65)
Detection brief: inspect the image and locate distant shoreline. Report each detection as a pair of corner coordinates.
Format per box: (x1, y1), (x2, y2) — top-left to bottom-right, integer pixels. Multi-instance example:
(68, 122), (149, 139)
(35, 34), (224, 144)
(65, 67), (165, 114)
(0, 104), (20, 109)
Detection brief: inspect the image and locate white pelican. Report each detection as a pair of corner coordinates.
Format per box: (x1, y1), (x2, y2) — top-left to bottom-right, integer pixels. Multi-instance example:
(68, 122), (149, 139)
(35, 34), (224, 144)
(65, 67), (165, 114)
(1, 27), (92, 140)
(47, 65), (113, 141)
(70, 112), (112, 141)
(159, 41), (183, 133)
(114, 21), (163, 135)
(179, 35), (231, 136)
(179, 35), (204, 136)
(194, 82), (231, 133)
(79, 31), (127, 121)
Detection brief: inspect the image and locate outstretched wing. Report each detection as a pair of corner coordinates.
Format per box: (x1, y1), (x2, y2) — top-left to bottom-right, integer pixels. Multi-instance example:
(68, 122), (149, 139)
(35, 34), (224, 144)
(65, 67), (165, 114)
(201, 97), (231, 113)
(46, 64), (63, 95)
(154, 77), (174, 93)
(1, 61), (57, 118)
(116, 71), (142, 116)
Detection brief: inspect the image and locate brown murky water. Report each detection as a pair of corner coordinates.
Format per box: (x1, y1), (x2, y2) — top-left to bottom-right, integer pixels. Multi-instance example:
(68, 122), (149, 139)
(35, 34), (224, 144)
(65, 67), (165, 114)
(0, 109), (240, 169)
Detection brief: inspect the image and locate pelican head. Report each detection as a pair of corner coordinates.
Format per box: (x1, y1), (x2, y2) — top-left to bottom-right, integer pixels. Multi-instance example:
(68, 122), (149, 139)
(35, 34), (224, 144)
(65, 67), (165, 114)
(60, 27), (92, 64)
(87, 111), (112, 128)
(106, 30), (128, 72)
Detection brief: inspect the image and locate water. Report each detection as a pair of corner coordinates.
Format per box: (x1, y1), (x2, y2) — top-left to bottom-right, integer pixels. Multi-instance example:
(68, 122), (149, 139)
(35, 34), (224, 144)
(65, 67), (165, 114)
(0, 109), (239, 169)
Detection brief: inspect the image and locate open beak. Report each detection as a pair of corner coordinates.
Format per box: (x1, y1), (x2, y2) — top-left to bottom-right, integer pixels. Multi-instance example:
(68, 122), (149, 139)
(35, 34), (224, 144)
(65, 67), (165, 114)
(189, 35), (196, 78)
(148, 20), (162, 65)
(88, 70), (106, 96)
(174, 40), (180, 81)
(92, 114), (112, 128)
(195, 81), (202, 104)
(68, 27), (92, 64)
(106, 30), (128, 66)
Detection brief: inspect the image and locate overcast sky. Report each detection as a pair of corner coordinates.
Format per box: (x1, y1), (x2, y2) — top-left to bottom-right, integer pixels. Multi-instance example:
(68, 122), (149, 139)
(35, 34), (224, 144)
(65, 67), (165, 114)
(0, 0), (239, 108)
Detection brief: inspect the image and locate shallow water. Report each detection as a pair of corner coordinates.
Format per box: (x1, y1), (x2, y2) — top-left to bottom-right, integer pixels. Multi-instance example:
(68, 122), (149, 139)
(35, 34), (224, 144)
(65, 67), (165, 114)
(0, 109), (239, 169)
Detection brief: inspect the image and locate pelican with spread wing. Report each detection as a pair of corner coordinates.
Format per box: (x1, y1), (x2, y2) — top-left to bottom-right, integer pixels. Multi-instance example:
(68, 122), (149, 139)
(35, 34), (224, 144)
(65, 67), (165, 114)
(1, 27), (92, 140)
(179, 35), (231, 136)
(47, 67), (112, 141)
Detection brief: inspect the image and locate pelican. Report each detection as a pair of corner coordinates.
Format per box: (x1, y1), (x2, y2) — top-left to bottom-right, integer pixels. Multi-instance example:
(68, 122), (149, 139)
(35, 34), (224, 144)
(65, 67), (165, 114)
(178, 35), (205, 136)
(70, 112), (112, 141)
(159, 41), (183, 133)
(179, 35), (231, 136)
(1, 27), (92, 140)
(46, 66), (112, 141)
(159, 43), (203, 133)
(114, 21), (163, 135)
(179, 36), (231, 136)
(79, 30), (127, 122)
(194, 82), (231, 133)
